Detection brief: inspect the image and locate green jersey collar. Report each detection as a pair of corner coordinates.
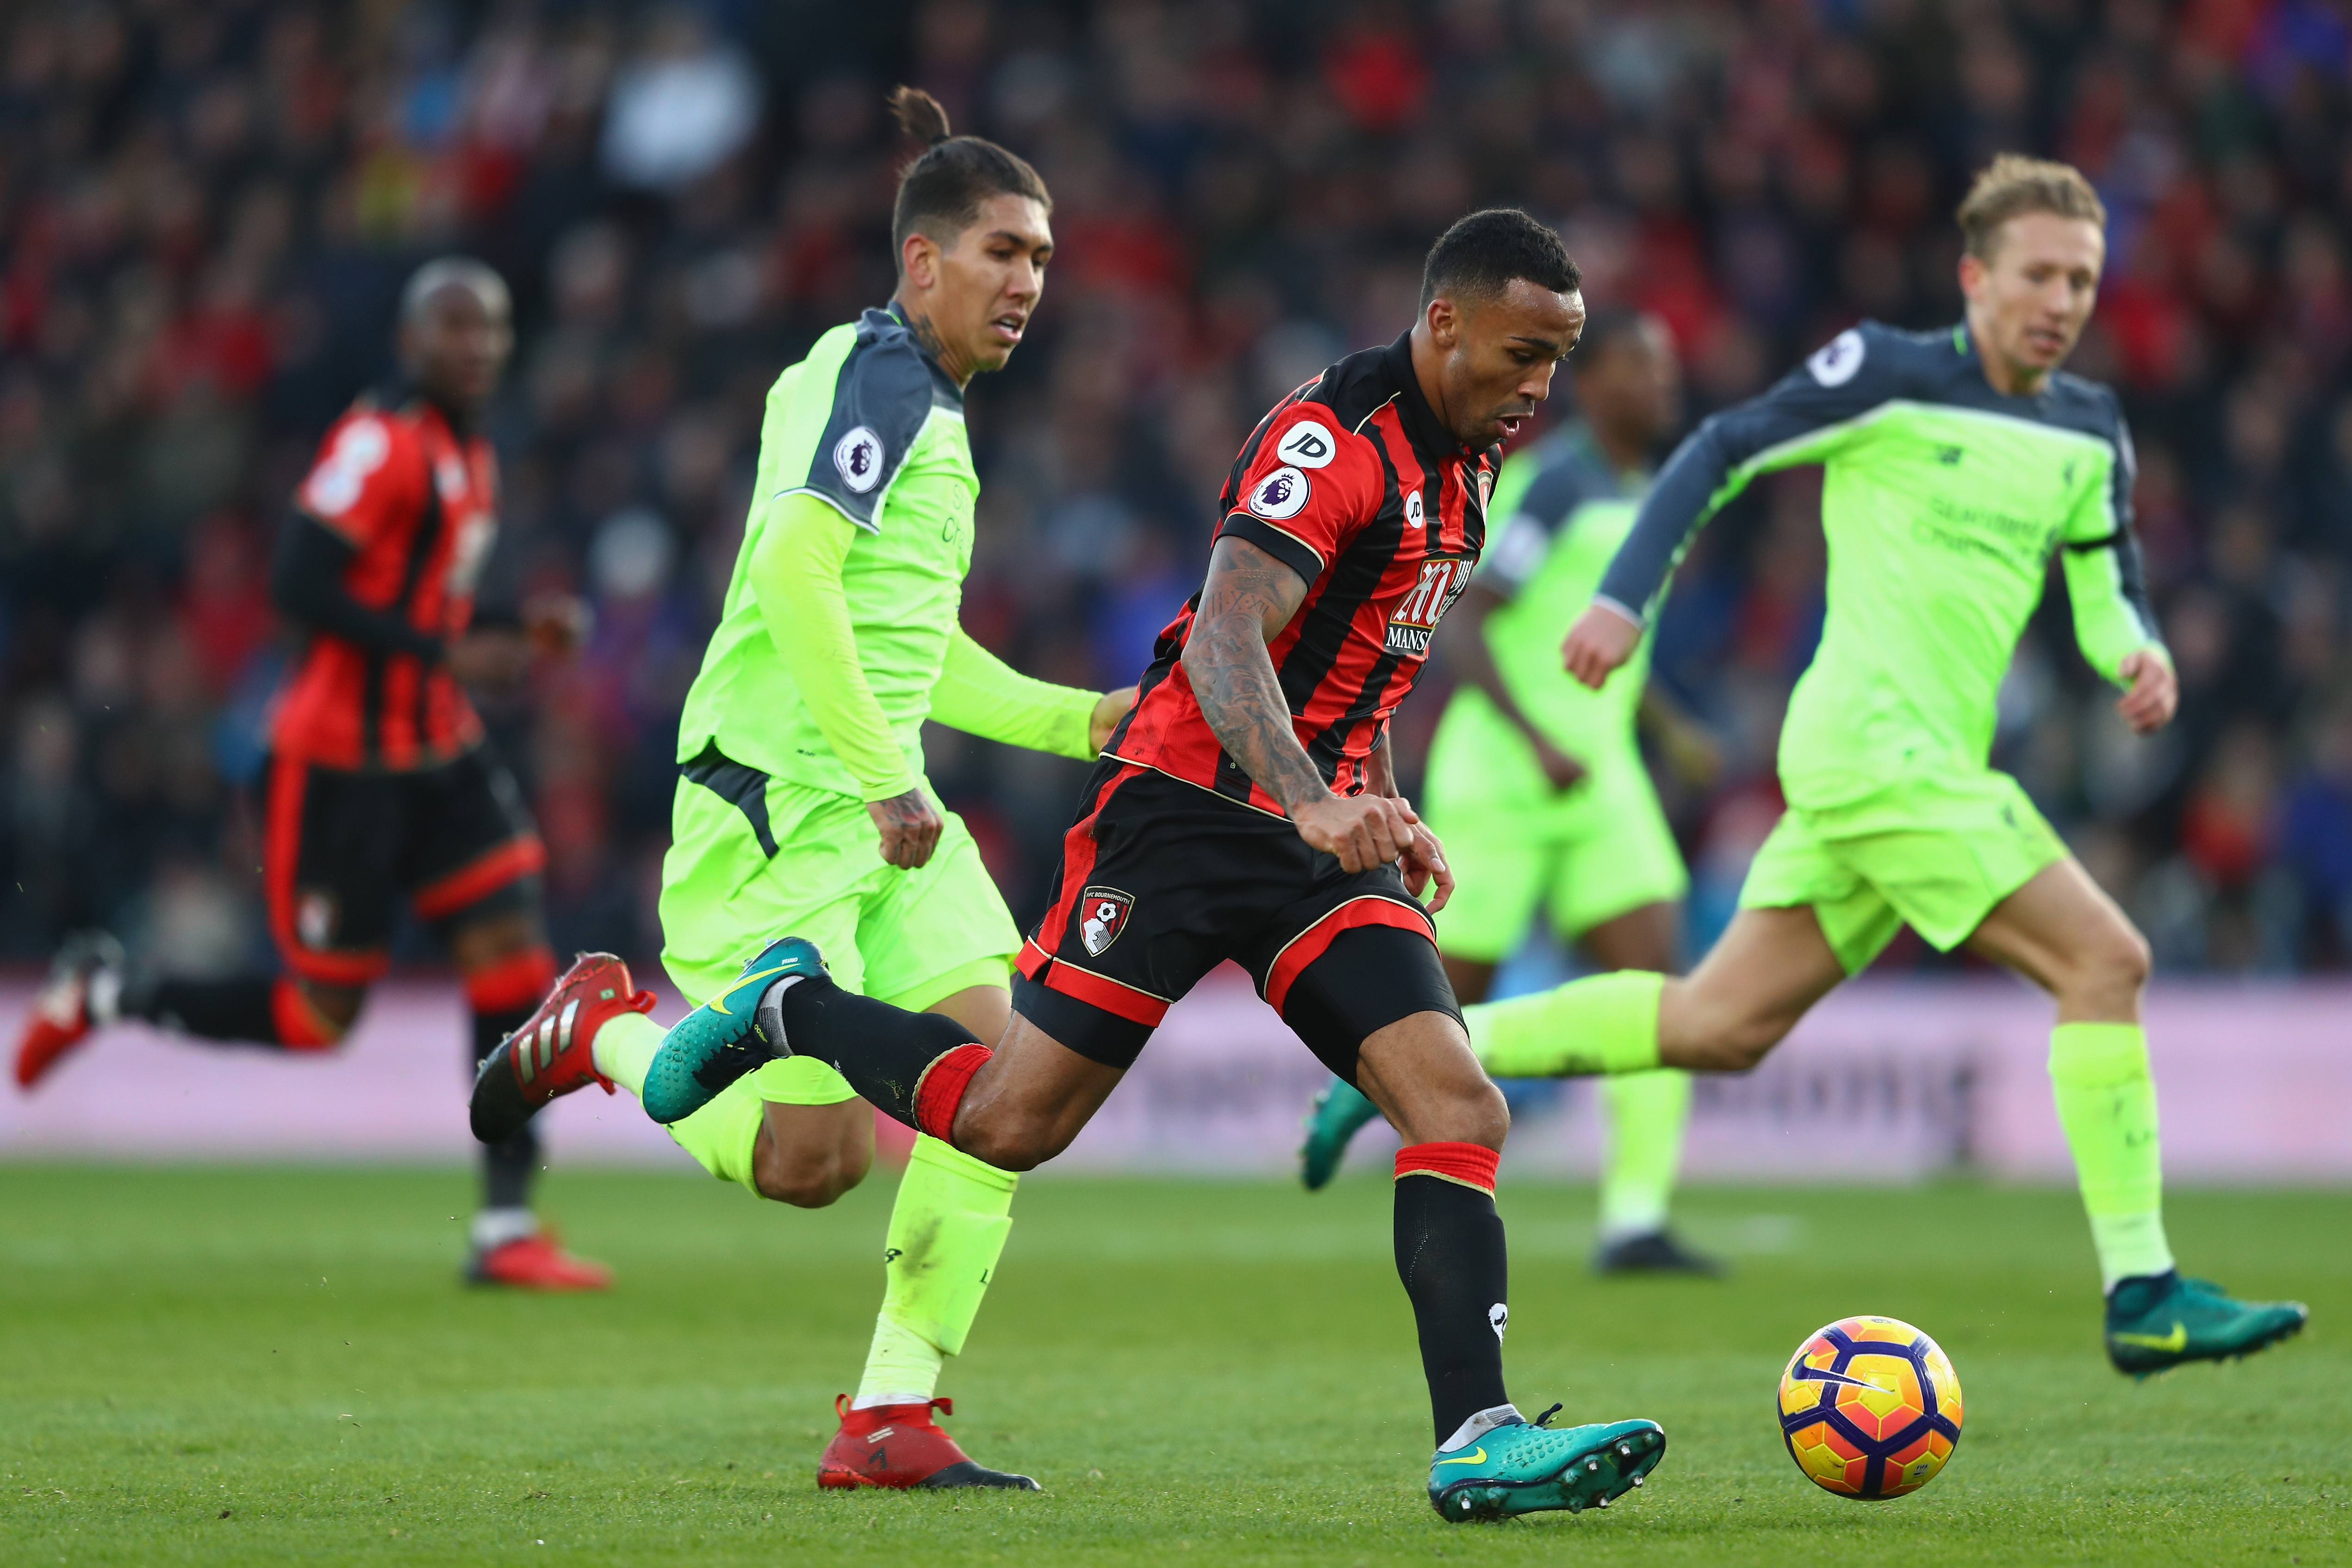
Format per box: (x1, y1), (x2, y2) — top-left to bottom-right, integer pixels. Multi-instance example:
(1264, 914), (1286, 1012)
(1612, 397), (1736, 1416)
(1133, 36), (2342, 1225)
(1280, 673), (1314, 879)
(873, 302), (965, 411)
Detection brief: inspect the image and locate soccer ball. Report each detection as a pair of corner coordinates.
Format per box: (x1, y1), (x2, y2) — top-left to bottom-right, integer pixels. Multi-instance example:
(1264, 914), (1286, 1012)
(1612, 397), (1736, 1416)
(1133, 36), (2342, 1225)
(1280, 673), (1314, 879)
(1777, 1315), (1963, 1500)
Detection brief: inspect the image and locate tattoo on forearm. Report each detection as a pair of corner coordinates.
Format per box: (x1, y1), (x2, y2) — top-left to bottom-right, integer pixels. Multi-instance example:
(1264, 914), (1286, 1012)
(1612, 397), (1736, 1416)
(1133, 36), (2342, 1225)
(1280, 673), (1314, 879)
(1186, 538), (1328, 813)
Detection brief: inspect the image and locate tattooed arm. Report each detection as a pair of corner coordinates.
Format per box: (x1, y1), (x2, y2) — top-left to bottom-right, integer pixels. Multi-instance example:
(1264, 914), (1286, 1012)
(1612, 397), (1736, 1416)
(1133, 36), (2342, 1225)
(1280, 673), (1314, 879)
(1183, 535), (1426, 876)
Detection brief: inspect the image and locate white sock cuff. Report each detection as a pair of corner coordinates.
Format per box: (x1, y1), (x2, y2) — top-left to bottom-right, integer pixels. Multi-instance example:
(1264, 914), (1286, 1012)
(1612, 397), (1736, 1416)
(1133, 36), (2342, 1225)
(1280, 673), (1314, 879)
(849, 1391), (934, 1411)
(1437, 1402), (1524, 1454)
(469, 1207), (537, 1251)
(589, 1008), (664, 1094)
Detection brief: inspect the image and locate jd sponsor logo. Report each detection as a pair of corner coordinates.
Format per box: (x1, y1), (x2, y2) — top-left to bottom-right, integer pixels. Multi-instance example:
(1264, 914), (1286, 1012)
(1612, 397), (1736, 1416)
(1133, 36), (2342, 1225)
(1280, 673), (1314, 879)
(1275, 419), (1338, 469)
(1079, 887), (1135, 957)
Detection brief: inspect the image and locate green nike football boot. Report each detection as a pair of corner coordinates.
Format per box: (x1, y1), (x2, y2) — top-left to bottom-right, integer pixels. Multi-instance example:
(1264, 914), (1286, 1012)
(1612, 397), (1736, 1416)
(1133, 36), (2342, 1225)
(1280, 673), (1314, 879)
(1427, 1407), (1667, 1523)
(1299, 1075), (1384, 1190)
(641, 936), (828, 1125)
(2103, 1270), (2308, 1378)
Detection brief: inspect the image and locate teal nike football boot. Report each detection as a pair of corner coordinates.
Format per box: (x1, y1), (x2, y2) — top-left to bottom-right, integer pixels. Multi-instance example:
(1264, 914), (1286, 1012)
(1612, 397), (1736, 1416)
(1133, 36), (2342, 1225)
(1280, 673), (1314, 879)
(641, 936), (828, 1124)
(1299, 1075), (1384, 1190)
(1427, 1407), (1666, 1523)
(2104, 1270), (2308, 1378)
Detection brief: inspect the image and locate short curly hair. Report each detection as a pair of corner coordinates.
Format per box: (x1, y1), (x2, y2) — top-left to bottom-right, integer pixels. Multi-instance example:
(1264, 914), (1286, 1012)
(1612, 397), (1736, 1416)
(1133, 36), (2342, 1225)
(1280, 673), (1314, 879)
(1956, 155), (2107, 260)
(1420, 208), (1580, 309)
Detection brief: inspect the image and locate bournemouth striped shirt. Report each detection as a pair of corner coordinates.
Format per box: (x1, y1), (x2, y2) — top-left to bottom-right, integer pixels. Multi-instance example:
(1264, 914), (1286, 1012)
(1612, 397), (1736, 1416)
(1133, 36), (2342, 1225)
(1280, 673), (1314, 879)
(269, 391), (499, 770)
(1108, 330), (1495, 812)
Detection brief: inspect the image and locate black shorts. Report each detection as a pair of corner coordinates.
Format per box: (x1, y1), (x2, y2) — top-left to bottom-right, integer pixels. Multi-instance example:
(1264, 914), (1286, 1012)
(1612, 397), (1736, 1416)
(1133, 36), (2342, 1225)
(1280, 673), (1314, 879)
(1013, 759), (1460, 1075)
(264, 747), (545, 985)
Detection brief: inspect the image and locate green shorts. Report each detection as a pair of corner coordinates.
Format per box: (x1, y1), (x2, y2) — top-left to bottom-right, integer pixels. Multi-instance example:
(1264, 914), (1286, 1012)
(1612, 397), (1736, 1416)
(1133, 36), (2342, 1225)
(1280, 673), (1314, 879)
(1424, 716), (1687, 963)
(658, 766), (1020, 1109)
(1739, 767), (2066, 974)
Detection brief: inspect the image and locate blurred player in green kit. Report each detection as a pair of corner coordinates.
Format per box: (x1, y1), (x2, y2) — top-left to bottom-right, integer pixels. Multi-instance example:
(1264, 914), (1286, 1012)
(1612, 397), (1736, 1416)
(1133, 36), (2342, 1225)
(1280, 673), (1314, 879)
(1458, 156), (2307, 1375)
(1298, 309), (1724, 1275)
(469, 88), (1131, 1485)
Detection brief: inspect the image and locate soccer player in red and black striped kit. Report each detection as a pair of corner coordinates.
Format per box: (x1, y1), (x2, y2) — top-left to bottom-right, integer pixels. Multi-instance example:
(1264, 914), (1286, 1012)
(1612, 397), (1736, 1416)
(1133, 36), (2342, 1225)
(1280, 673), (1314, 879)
(640, 212), (1670, 1519)
(15, 260), (610, 1290)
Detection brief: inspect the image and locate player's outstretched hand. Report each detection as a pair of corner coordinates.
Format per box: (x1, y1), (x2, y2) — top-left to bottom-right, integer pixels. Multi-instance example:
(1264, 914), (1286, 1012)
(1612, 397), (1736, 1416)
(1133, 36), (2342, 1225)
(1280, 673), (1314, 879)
(1089, 686), (1139, 753)
(2116, 648), (2178, 735)
(1561, 603), (1642, 691)
(1293, 792), (1420, 875)
(868, 787), (945, 869)
(1399, 819), (1454, 914)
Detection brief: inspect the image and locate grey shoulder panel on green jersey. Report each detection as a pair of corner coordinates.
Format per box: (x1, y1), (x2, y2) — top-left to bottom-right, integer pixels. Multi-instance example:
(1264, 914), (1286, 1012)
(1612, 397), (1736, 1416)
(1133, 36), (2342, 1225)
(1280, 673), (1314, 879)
(1480, 422), (1647, 595)
(783, 305), (964, 531)
(1596, 320), (2155, 652)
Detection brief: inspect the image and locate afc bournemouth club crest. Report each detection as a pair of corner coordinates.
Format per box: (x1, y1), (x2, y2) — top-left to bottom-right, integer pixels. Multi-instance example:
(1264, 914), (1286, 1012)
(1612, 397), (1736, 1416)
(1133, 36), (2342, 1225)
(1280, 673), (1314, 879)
(1078, 886), (1134, 957)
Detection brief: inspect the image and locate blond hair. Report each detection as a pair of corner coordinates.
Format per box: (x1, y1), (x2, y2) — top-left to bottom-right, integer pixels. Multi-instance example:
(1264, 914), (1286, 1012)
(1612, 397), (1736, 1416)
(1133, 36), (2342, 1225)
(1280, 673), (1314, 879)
(1955, 155), (2107, 259)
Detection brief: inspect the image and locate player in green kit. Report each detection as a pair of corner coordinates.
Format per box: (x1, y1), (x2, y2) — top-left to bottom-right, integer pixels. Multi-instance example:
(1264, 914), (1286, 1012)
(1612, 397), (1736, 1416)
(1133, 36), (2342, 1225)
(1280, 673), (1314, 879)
(1298, 309), (1723, 1275)
(470, 88), (1131, 1486)
(1464, 156), (2307, 1375)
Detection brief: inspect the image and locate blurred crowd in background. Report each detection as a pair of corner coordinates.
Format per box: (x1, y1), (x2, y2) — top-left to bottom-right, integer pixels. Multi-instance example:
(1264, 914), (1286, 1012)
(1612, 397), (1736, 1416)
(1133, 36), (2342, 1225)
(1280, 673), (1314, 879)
(5, 0), (2352, 982)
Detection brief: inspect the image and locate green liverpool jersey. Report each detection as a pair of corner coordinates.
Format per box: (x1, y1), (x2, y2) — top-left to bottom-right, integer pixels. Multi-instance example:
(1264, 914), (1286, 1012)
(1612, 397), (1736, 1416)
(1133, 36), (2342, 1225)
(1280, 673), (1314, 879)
(676, 305), (977, 796)
(1597, 321), (2162, 809)
(1468, 424), (1655, 760)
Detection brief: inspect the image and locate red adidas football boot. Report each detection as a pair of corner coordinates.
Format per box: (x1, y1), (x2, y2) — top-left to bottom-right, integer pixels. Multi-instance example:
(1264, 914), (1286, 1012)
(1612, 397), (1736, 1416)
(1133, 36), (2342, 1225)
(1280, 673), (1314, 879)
(14, 932), (124, 1091)
(817, 1394), (1040, 1490)
(469, 952), (656, 1144)
(466, 1227), (613, 1291)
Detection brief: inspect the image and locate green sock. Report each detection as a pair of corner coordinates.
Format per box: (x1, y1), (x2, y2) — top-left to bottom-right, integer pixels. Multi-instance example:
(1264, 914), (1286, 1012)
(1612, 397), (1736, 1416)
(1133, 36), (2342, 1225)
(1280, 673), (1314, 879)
(1598, 1069), (1692, 1242)
(854, 1133), (1018, 1407)
(2048, 1021), (2174, 1291)
(591, 1009), (662, 1097)
(1463, 970), (1664, 1078)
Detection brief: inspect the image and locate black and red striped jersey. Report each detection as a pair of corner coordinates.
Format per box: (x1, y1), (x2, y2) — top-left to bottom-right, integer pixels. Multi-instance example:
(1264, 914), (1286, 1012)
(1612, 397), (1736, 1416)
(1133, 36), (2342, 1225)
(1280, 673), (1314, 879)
(269, 392), (498, 770)
(1108, 330), (1495, 813)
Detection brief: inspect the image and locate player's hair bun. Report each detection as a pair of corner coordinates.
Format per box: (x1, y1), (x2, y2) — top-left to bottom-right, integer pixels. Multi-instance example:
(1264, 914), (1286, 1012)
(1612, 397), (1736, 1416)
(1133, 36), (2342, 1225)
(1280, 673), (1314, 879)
(889, 85), (953, 147)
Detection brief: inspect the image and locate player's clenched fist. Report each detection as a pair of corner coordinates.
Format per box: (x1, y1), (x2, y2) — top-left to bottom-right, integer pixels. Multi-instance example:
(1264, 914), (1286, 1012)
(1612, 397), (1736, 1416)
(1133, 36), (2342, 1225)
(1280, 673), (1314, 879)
(1399, 820), (1454, 914)
(2115, 648), (2177, 735)
(868, 787), (945, 869)
(1292, 792), (1422, 875)
(1561, 601), (1643, 690)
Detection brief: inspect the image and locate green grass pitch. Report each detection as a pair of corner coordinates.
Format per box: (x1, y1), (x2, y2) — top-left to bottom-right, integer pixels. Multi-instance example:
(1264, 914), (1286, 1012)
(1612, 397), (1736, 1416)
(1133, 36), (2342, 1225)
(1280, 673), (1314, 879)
(1, 1166), (2345, 1566)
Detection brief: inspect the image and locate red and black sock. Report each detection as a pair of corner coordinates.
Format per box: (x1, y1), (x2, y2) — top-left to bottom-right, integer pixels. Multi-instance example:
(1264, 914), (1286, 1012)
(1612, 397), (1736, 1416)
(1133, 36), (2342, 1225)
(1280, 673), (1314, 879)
(467, 948), (556, 1214)
(770, 974), (987, 1138)
(1394, 1142), (1511, 1448)
(124, 975), (341, 1050)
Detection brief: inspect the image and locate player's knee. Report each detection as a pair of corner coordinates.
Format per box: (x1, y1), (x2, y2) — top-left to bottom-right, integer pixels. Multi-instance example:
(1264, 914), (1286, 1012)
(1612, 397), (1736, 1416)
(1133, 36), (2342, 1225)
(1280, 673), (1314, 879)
(2085, 923), (2152, 994)
(752, 1140), (871, 1209)
(755, 1158), (861, 1208)
(1461, 1076), (1510, 1151)
(1415, 1072), (1509, 1151)
(952, 1120), (1055, 1173)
